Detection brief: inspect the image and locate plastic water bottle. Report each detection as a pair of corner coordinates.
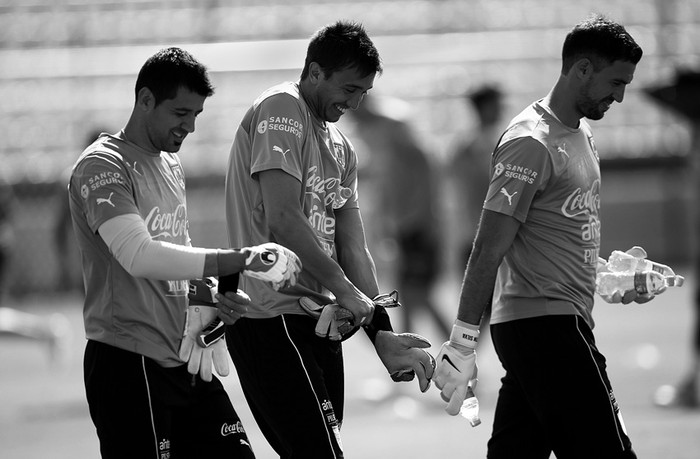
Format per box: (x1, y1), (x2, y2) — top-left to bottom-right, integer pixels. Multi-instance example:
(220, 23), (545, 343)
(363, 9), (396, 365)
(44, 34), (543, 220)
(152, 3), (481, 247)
(596, 270), (668, 297)
(460, 386), (481, 427)
(606, 250), (684, 287)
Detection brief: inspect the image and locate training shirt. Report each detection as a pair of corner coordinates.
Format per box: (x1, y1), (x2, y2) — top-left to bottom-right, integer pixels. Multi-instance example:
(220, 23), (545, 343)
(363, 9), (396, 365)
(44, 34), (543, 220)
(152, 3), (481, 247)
(485, 100), (601, 329)
(226, 82), (359, 318)
(69, 133), (190, 366)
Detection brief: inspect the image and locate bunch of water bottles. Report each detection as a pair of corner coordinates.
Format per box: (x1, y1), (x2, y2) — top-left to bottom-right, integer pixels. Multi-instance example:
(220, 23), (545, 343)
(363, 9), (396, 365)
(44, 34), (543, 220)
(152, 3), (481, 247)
(596, 246), (684, 300)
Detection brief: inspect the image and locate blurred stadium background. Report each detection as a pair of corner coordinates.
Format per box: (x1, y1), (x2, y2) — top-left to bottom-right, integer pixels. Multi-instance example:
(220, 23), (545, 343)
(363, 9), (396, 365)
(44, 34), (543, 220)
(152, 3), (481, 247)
(0, 0), (699, 295)
(1, 1), (700, 458)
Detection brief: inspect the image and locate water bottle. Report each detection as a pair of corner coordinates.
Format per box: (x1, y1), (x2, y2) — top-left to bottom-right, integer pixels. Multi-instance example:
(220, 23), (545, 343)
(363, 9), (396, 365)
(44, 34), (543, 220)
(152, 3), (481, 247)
(596, 270), (669, 297)
(460, 386), (481, 427)
(606, 250), (684, 287)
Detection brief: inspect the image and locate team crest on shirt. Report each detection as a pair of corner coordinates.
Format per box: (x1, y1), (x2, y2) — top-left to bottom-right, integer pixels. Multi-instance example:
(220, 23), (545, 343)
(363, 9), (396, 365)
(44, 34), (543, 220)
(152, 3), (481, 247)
(170, 164), (185, 189)
(587, 135), (599, 162)
(332, 143), (346, 169)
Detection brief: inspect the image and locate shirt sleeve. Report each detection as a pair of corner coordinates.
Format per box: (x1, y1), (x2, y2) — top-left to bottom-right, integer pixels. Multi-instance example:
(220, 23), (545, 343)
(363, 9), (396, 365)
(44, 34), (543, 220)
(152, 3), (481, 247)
(483, 136), (552, 223)
(71, 151), (140, 234)
(249, 93), (306, 182)
(99, 213), (209, 280)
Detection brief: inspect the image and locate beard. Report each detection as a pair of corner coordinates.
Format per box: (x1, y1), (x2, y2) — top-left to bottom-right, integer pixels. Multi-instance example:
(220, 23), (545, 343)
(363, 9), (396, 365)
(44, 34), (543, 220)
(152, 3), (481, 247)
(577, 83), (613, 121)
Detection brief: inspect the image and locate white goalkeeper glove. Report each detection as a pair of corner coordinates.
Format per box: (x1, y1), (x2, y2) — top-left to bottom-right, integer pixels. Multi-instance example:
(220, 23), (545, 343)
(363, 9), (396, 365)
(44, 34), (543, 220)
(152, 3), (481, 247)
(434, 320), (479, 415)
(179, 278), (230, 382)
(242, 243), (302, 290)
(299, 297), (354, 341)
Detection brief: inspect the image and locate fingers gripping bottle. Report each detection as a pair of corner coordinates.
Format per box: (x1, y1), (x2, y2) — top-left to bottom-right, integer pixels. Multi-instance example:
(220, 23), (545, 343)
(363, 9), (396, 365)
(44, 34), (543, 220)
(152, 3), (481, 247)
(596, 270), (668, 297)
(596, 248), (685, 297)
(606, 248), (685, 287)
(460, 386), (481, 427)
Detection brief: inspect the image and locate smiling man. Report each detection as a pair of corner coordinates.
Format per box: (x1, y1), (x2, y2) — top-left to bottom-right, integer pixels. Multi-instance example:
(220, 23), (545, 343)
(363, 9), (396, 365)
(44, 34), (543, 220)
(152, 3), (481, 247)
(223, 21), (435, 458)
(433, 15), (646, 459)
(69, 47), (302, 459)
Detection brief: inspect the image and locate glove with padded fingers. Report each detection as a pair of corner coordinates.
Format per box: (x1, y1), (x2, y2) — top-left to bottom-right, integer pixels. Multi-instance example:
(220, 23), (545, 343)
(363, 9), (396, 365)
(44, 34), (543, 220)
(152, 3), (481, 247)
(178, 278), (230, 381)
(434, 320), (479, 415)
(242, 243), (302, 290)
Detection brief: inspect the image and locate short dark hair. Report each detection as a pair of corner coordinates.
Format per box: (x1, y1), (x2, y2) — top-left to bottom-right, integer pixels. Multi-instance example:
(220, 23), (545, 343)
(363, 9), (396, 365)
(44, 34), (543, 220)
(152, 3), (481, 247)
(135, 47), (215, 105)
(561, 15), (643, 74)
(300, 20), (382, 80)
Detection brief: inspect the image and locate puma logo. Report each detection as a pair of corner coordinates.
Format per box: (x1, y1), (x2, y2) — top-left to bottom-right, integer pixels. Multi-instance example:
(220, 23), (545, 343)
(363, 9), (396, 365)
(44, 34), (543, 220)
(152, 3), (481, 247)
(499, 187), (517, 206)
(96, 192), (115, 207)
(273, 145), (290, 160)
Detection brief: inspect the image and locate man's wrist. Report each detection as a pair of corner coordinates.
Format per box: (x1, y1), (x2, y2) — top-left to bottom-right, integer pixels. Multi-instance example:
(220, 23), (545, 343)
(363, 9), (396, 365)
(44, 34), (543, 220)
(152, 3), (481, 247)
(363, 305), (393, 343)
(450, 319), (479, 349)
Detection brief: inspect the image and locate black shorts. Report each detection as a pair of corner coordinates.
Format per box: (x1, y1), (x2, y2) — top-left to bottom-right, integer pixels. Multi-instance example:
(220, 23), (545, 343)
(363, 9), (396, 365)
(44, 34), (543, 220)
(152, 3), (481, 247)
(488, 315), (636, 459)
(84, 340), (255, 459)
(226, 315), (344, 459)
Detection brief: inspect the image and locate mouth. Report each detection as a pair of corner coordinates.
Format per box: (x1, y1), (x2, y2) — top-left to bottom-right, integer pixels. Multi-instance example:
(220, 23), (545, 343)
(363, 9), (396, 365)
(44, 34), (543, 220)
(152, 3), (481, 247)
(334, 104), (347, 115)
(172, 130), (187, 142)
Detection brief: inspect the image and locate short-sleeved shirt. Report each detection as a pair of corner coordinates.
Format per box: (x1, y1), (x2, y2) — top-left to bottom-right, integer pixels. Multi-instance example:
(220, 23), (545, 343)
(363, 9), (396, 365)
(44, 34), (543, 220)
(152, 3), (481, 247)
(485, 101), (601, 329)
(225, 82), (359, 318)
(69, 133), (190, 366)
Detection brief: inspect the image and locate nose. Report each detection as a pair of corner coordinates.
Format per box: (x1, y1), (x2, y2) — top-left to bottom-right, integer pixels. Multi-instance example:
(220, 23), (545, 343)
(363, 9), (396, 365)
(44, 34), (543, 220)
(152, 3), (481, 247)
(613, 85), (626, 103)
(182, 114), (196, 133)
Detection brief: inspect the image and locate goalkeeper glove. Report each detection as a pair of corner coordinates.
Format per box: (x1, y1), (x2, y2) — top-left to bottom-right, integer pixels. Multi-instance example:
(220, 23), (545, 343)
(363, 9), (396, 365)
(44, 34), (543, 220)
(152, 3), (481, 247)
(374, 331), (435, 392)
(434, 320), (479, 415)
(299, 297), (354, 341)
(179, 278), (230, 382)
(299, 291), (401, 341)
(242, 242), (302, 290)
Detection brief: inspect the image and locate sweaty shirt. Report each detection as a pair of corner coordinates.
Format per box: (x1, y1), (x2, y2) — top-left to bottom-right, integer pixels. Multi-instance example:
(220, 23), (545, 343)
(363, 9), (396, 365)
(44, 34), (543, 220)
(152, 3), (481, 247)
(485, 101), (601, 329)
(225, 82), (359, 318)
(69, 133), (190, 366)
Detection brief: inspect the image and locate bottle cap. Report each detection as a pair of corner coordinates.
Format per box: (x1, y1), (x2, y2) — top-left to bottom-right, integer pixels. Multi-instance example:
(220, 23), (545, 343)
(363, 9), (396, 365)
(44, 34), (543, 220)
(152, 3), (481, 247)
(666, 275), (684, 287)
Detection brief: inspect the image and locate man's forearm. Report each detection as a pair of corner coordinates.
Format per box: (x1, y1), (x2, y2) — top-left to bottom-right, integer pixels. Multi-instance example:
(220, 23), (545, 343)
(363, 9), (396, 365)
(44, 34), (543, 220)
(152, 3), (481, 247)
(456, 246), (499, 326)
(268, 210), (357, 298)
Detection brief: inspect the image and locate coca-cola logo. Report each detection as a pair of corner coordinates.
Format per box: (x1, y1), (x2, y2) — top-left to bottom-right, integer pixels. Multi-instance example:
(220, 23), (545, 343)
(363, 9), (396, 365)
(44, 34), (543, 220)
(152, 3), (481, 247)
(561, 179), (600, 218)
(221, 421), (246, 436)
(144, 204), (187, 239)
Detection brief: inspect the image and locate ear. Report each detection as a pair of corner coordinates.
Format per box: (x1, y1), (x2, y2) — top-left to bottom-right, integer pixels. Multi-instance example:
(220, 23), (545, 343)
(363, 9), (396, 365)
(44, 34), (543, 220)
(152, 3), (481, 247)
(574, 58), (594, 80)
(308, 62), (323, 84)
(136, 87), (156, 112)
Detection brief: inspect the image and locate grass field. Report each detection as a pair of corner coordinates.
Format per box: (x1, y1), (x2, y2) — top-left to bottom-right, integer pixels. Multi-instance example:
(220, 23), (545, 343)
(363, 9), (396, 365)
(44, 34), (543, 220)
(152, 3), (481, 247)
(1, 270), (699, 458)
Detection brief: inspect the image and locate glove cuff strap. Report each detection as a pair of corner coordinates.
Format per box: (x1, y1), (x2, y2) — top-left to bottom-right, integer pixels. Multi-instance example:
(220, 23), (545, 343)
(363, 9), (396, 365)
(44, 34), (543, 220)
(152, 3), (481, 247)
(363, 306), (393, 343)
(450, 320), (479, 349)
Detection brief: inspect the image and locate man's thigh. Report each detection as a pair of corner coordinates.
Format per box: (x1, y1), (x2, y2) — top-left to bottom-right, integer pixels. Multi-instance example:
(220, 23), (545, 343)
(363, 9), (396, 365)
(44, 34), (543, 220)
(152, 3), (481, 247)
(489, 315), (636, 459)
(227, 315), (344, 459)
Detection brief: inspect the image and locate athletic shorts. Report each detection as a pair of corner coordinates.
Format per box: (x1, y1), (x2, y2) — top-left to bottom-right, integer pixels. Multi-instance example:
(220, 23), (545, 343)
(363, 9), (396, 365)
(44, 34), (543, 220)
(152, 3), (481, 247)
(226, 315), (345, 459)
(488, 315), (637, 459)
(84, 340), (255, 459)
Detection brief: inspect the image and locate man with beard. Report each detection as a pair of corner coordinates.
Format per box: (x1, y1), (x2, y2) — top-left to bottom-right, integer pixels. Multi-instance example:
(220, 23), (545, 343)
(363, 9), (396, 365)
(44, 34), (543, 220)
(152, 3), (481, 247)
(434, 15), (646, 459)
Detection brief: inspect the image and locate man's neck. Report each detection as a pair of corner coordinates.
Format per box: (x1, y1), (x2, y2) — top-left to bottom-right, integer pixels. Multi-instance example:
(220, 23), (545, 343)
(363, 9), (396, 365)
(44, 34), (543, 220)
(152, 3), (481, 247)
(543, 85), (581, 129)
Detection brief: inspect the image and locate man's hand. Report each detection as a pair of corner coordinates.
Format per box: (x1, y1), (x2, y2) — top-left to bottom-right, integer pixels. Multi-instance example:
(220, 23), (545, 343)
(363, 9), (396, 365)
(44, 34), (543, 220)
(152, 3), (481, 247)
(334, 289), (375, 330)
(179, 291), (230, 382)
(374, 331), (435, 392)
(434, 320), (479, 415)
(242, 242), (302, 290)
(300, 291), (402, 341)
(214, 288), (251, 325)
(597, 248), (656, 305)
